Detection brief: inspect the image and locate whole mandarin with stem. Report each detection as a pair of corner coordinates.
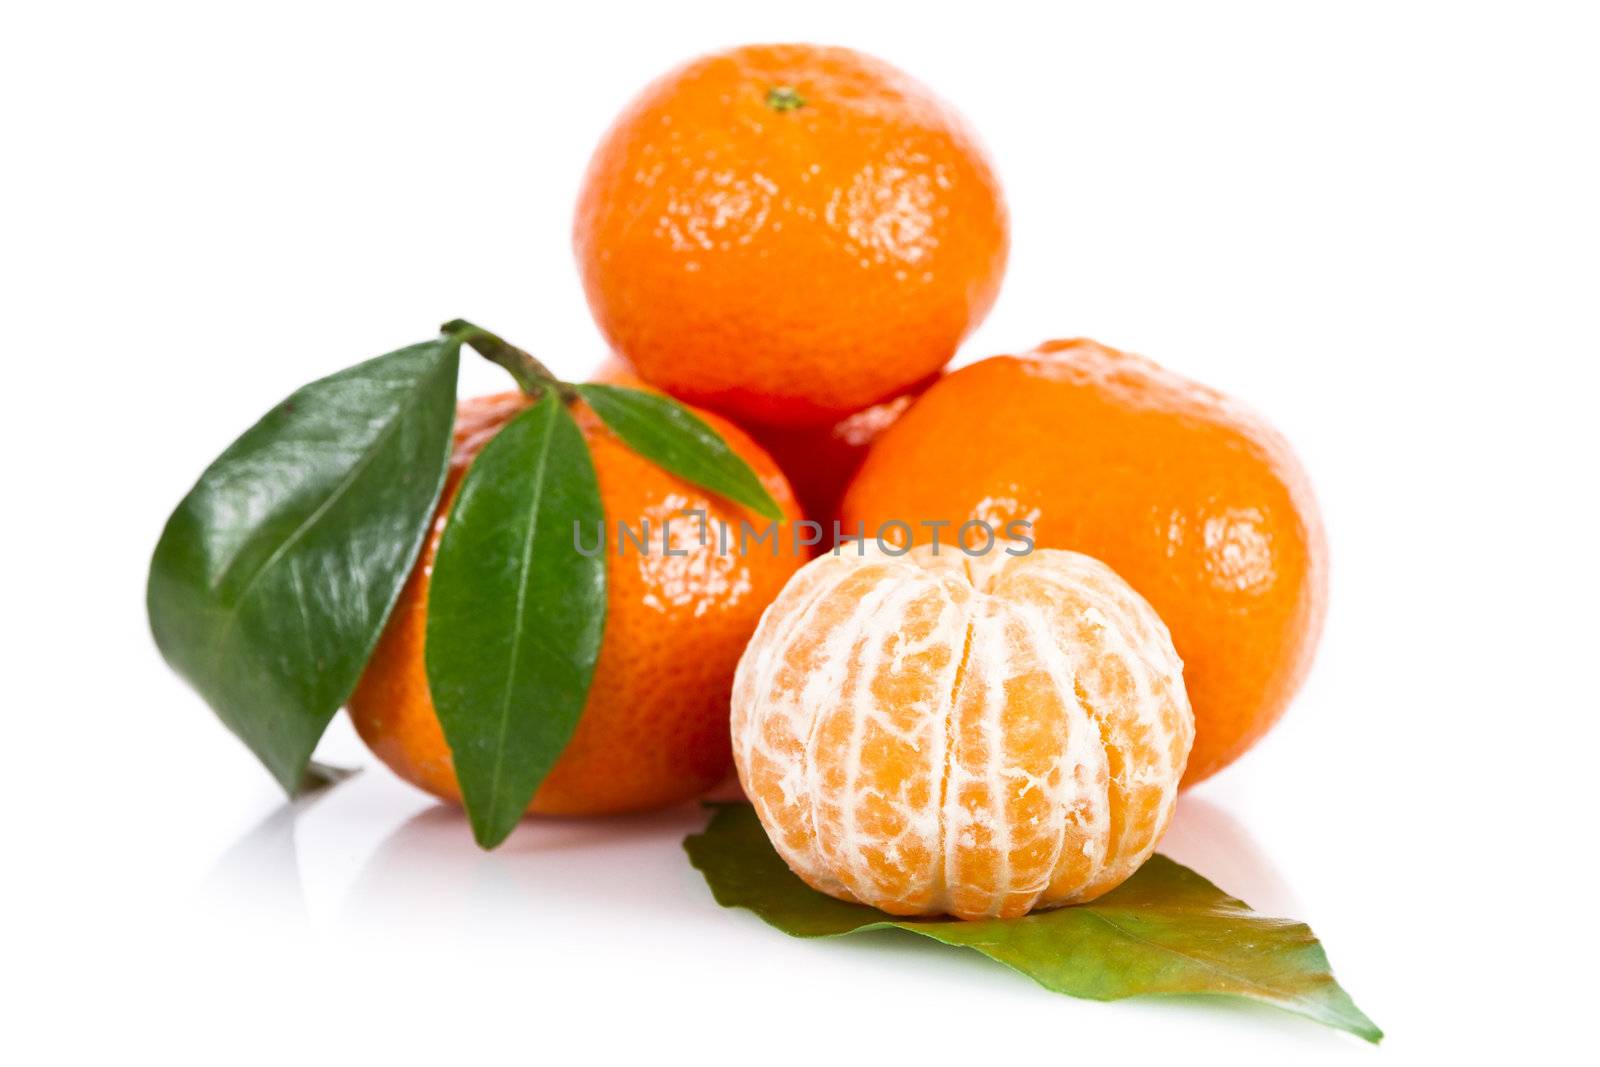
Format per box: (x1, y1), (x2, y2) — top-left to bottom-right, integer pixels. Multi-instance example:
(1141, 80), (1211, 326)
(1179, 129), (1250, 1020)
(840, 339), (1328, 785)
(348, 380), (804, 815)
(574, 43), (1008, 427)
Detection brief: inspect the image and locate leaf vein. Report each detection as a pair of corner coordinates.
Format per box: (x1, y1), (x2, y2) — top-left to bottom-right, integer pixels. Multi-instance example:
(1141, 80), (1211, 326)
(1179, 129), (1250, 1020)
(483, 398), (558, 824)
(1076, 908), (1317, 1008)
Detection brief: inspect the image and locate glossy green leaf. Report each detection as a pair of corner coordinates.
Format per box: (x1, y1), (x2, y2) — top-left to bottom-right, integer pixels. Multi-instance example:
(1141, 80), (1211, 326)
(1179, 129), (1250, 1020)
(148, 340), (460, 793)
(685, 804), (1381, 1043)
(425, 393), (606, 849)
(572, 383), (784, 520)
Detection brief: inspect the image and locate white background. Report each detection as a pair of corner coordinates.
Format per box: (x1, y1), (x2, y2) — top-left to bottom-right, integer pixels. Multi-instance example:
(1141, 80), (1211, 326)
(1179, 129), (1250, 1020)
(4, 2), (1597, 1062)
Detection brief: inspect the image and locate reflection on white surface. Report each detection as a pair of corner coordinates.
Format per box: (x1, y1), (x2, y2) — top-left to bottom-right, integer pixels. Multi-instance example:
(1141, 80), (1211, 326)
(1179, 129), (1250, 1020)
(203, 788), (321, 917)
(339, 800), (709, 929)
(204, 770), (1297, 928)
(1159, 795), (1302, 918)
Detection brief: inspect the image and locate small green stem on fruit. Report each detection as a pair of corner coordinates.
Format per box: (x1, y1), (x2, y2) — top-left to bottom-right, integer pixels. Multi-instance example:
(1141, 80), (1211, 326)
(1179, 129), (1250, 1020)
(765, 85), (806, 112)
(440, 319), (572, 400)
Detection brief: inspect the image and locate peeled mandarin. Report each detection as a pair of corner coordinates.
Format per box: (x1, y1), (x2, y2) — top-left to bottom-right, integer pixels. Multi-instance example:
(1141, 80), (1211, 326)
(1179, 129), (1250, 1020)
(731, 541), (1194, 920)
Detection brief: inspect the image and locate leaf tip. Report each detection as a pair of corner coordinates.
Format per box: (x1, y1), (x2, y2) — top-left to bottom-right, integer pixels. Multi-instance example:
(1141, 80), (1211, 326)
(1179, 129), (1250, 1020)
(299, 760), (359, 793)
(468, 810), (517, 851)
(1349, 1013), (1384, 1045)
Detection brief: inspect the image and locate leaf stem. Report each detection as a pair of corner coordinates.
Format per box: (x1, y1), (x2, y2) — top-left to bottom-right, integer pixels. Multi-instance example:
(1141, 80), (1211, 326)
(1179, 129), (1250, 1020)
(441, 319), (573, 400)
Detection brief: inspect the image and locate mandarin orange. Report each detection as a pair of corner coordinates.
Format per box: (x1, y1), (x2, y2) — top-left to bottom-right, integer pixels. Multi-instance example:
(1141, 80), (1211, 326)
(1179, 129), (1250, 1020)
(732, 542), (1193, 919)
(743, 378), (933, 529)
(348, 388), (803, 815)
(573, 43), (1008, 427)
(595, 354), (930, 530)
(840, 339), (1328, 785)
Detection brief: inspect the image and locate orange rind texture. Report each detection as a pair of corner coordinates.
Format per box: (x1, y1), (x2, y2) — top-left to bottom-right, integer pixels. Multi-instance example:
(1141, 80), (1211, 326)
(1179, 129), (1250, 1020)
(731, 542), (1194, 920)
(839, 340), (1327, 784)
(574, 43), (1008, 427)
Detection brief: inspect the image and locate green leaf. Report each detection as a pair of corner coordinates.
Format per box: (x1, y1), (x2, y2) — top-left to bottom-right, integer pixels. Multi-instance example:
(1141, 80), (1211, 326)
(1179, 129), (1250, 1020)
(685, 804), (1382, 1044)
(148, 340), (460, 793)
(425, 392), (606, 849)
(572, 383), (784, 520)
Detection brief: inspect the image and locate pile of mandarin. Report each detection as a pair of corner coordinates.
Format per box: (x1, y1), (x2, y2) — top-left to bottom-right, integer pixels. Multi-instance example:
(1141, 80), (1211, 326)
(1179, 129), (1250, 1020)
(350, 44), (1326, 919)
